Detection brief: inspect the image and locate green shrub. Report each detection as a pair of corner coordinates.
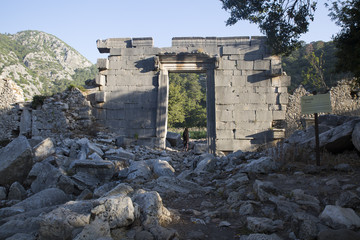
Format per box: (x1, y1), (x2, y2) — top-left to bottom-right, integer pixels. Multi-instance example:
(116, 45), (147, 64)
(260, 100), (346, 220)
(31, 95), (47, 108)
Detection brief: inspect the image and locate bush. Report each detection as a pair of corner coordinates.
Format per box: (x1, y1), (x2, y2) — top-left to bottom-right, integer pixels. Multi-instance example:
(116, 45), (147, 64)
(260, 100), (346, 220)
(31, 95), (47, 109)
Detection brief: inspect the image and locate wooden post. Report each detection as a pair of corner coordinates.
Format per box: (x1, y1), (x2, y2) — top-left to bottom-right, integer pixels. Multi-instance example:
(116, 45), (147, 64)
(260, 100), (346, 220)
(314, 113), (320, 166)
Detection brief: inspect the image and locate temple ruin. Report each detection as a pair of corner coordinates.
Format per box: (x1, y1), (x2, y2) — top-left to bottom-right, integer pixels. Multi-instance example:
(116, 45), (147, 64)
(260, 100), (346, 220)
(92, 37), (290, 153)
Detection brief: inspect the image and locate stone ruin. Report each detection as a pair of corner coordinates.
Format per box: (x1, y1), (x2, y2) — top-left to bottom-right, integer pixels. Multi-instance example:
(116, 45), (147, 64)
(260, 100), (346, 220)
(91, 36), (290, 153)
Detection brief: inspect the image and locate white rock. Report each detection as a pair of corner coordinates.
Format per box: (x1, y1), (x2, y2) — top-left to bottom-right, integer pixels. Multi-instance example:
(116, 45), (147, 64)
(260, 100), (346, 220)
(319, 205), (360, 229)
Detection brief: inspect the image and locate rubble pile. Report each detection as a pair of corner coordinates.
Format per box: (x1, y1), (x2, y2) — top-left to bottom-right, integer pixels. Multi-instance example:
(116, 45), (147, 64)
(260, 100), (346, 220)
(0, 114), (359, 239)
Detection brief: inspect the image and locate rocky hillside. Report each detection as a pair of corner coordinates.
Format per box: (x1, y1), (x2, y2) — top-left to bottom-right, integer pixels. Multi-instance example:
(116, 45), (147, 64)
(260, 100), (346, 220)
(0, 30), (94, 100)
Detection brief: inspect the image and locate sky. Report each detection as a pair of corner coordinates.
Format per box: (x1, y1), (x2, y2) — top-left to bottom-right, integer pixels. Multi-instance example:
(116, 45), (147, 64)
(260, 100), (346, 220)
(1, 0), (340, 64)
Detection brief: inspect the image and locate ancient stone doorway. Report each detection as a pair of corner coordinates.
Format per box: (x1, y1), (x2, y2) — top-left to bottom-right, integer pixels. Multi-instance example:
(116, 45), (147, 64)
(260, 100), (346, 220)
(157, 53), (217, 153)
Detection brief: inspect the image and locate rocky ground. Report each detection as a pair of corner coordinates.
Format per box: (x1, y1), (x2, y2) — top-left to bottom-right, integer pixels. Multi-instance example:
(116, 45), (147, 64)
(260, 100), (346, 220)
(1, 115), (360, 240)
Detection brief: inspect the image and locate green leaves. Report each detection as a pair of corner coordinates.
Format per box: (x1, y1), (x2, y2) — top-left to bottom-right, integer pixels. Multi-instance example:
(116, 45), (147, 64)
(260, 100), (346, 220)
(220, 0), (317, 55)
(168, 73), (207, 128)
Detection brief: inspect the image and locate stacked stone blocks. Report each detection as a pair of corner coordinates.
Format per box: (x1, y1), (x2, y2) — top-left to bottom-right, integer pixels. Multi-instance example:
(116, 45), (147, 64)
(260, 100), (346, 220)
(94, 36), (290, 151)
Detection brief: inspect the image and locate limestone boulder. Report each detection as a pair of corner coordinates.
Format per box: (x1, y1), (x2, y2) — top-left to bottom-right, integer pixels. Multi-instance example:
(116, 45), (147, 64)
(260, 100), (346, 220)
(73, 217), (112, 240)
(194, 154), (216, 174)
(318, 229), (360, 240)
(32, 138), (55, 162)
(39, 200), (94, 240)
(0, 217), (41, 240)
(69, 159), (115, 184)
(253, 180), (279, 201)
(127, 160), (152, 181)
(166, 132), (182, 147)
(319, 205), (360, 229)
(239, 234), (282, 240)
(246, 217), (284, 233)
(352, 122), (360, 152)
(0, 186), (6, 200)
(91, 194), (136, 228)
(28, 162), (76, 194)
(0, 135), (33, 186)
(151, 159), (175, 177)
(8, 181), (26, 200)
(239, 157), (279, 174)
(0, 188), (69, 218)
(193, 143), (208, 154)
(132, 189), (172, 227)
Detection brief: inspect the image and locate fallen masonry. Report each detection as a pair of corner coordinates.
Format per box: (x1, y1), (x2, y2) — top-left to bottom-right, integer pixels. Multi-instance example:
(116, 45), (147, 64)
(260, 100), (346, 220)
(0, 114), (360, 239)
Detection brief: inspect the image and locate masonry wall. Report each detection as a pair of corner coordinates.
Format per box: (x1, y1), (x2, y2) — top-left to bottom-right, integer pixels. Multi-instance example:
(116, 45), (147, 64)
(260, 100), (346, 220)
(93, 36), (290, 151)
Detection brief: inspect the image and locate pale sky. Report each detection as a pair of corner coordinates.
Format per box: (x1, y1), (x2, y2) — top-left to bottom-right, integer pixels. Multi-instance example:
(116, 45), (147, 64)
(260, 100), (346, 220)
(1, 0), (340, 63)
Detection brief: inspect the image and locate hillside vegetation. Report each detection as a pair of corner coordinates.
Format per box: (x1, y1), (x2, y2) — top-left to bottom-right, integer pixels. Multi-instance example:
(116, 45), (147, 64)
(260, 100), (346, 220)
(282, 40), (352, 93)
(0, 30), (96, 100)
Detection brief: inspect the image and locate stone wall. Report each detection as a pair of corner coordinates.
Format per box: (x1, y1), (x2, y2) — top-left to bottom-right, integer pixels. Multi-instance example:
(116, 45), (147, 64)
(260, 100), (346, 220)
(285, 79), (360, 136)
(93, 36), (290, 152)
(0, 86), (94, 144)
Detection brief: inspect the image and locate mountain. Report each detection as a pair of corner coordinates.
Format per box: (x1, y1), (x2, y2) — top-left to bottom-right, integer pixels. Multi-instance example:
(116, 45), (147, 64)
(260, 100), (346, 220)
(0, 30), (95, 100)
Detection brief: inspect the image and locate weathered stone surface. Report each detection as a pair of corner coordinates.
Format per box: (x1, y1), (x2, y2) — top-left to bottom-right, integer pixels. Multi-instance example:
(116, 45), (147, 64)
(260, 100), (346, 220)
(69, 159), (115, 184)
(239, 157), (278, 173)
(4, 232), (37, 240)
(73, 217), (112, 240)
(336, 191), (360, 209)
(28, 162), (76, 194)
(352, 122), (360, 152)
(247, 216), (284, 233)
(0, 186), (6, 200)
(132, 190), (172, 226)
(318, 229), (360, 240)
(102, 183), (134, 198)
(152, 159), (175, 177)
(92, 194), (135, 228)
(127, 160), (152, 181)
(0, 188), (69, 218)
(239, 233), (282, 240)
(0, 217), (40, 240)
(32, 138), (55, 162)
(166, 132), (182, 147)
(253, 180), (279, 201)
(8, 181), (26, 200)
(194, 154), (216, 174)
(39, 200), (94, 240)
(319, 205), (360, 229)
(0, 135), (33, 186)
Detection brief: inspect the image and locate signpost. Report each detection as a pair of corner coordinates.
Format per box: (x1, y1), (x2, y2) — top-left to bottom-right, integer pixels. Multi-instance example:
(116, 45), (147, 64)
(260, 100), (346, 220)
(301, 93), (332, 166)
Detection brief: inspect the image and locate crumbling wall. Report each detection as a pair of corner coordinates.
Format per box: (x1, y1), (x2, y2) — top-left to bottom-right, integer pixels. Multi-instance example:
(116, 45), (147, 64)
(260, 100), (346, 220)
(0, 86), (94, 144)
(285, 79), (360, 136)
(0, 79), (24, 143)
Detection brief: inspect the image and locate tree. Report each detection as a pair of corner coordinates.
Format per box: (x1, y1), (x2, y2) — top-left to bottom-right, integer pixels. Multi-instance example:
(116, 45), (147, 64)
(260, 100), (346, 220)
(328, 0), (360, 81)
(220, 0), (317, 55)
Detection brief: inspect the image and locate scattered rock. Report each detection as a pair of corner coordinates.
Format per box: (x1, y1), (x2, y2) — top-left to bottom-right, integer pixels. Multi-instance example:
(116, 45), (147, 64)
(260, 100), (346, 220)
(319, 205), (360, 229)
(0, 135), (33, 186)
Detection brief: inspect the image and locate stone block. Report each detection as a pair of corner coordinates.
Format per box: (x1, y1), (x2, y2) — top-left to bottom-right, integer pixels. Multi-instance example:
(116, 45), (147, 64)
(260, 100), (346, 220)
(231, 76), (247, 87)
(279, 93), (289, 104)
(132, 37), (153, 47)
(254, 60), (271, 70)
(97, 58), (109, 70)
(216, 121), (236, 130)
(106, 109), (125, 120)
(216, 139), (235, 152)
(271, 76), (291, 87)
(217, 36), (250, 46)
(95, 74), (106, 86)
(234, 110), (256, 122)
(272, 110), (286, 120)
(219, 59), (237, 70)
(215, 86), (239, 104)
(97, 38), (132, 53)
(172, 37), (205, 47)
(237, 60), (254, 70)
(19, 108), (32, 137)
(222, 46), (240, 55)
(95, 92), (105, 103)
(256, 110), (272, 122)
(216, 129), (234, 139)
(216, 110), (234, 122)
(0, 136), (33, 185)
(33, 138), (56, 162)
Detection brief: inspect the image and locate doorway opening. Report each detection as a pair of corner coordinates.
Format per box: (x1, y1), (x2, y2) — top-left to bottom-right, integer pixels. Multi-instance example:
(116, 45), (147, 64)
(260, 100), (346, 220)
(167, 72), (207, 147)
